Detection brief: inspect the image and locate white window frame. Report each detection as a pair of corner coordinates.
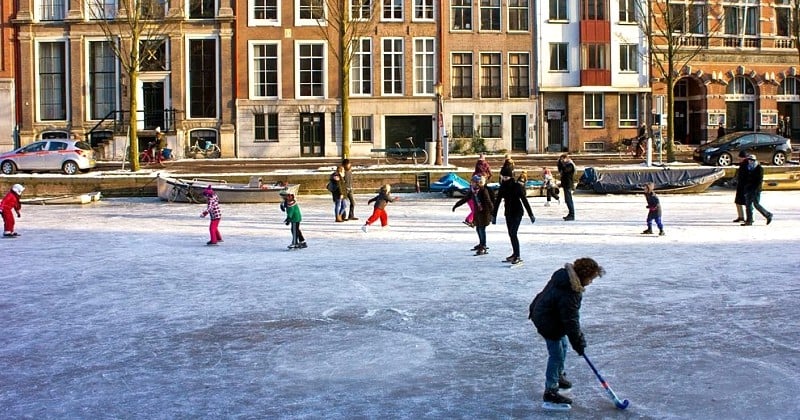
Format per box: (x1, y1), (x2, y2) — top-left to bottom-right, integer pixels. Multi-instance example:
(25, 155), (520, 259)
(549, 0), (568, 21)
(413, 37), (435, 95)
(451, 0), (473, 30)
(618, 0), (636, 23)
(249, 40), (281, 99)
(480, 0), (501, 31)
(382, 0), (403, 22)
(618, 93), (638, 128)
(507, 0), (529, 32)
(85, 38), (120, 121)
(249, 0), (280, 26)
(584, 93), (604, 128)
(350, 0), (373, 21)
(185, 35), (220, 119)
(35, 38), (70, 122)
(381, 37), (404, 96)
(479, 52), (501, 98)
(619, 44), (638, 73)
(296, 0), (326, 26)
(480, 114), (502, 138)
(351, 37), (372, 96)
(85, 0), (117, 20)
(507, 52), (529, 98)
(451, 52), (473, 98)
(352, 115), (373, 143)
(36, 0), (67, 21)
(254, 112), (279, 142)
(295, 41), (328, 99)
(413, 0), (434, 21)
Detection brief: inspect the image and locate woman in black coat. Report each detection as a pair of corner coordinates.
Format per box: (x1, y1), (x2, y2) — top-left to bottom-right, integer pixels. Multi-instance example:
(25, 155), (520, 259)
(529, 257), (605, 405)
(453, 175), (494, 255)
(732, 150), (748, 223)
(492, 168), (534, 264)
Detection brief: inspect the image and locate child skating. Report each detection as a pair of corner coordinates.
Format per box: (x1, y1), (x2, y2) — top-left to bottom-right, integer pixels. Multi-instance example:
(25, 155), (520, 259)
(200, 186), (223, 245)
(1, 184), (24, 237)
(362, 184), (397, 233)
(641, 182), (665, 236)
(280, 190), (306, 249)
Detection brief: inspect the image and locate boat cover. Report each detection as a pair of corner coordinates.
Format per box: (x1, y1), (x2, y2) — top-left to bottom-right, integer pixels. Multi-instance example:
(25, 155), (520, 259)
(583, 167), (726, 194)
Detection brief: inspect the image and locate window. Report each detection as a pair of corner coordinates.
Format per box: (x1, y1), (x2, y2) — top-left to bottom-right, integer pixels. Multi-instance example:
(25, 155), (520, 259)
(414, 0), (434, 20)
(669, 4), (685, 32)
(352, 116), (373, 143)
(726, 76), (755, 95)
(190, 129), (218, 149)
(299, 0), (325, 21)
(508, 0), (528, 31)
(89, 41), (117, 120)
(252, 43), (279, 98)
(351, 38), (372, 95)
(252, 0), (279, 23)
(584, 93), (604, 127)
(619, 0), (635, 23)
(480, 115), (501, 138)
(188, 38), (218, 118)
(724, 3), (757, 36)
(383, 0), (402, 21)
(254, 113), (279, 141)
(582, 44), (607, 70)
(549, 0), (567, 21)
(452, 115), (474, 138)
(140, 0), (166, 19)
(778, 77), (800, 96)
(549, 43), (567, 71)
(414, 38), (435, 95)
(38, 0), (66, 20)
(351, 0), (372, 20)
(87, 0), (117, 19)
(38, 41), (67, 121)
(382, 38), (403, 95)
(619, 44), (637, 72)
(140, 39), (168, 71)
(688, 5), (706, 34)
(583, 0), (605, 20)
(452, 0), (472, 30)
(451, 53), (473, 98)
(480, 0), (500, 31)
(189, 0), (215, 18)
(480, 53), (500, 98)
(619, 94), (637, 127)
(776, 6), (791, 37)
(508, 53), (529, 98)
(298, 43), (325, 97)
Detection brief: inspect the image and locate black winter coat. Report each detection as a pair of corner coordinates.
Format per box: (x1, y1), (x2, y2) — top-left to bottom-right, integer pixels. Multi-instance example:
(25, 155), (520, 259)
(453, 186), (494, 227)
(493, 179), (534, 220)
(557, 159), (576, 190)
(734, 160), (748, 205)
(529, 263), (586, 353)
(742, 162), (764, 195)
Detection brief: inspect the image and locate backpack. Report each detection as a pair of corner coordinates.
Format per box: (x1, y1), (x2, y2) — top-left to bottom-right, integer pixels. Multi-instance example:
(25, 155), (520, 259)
(326, 180), (335, 192)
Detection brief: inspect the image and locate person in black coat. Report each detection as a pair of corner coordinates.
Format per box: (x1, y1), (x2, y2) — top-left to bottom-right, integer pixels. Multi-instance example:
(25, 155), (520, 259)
(732, 150), (748, 223)
(740, 155), (773, 226)
(529, 257), (605, 406)
(492, 165), (534, 264)
(557, 153), (576, 220)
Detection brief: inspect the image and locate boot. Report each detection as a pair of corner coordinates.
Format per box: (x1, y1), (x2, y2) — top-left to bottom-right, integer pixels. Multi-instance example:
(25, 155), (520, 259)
(659, 229), (665, 236)
(335, 215), (344, 222)
(558, 373), (572, 389)
(348, 214), (359, 221)
(543, 389), (572, 405)
(641, 228), (653, 234)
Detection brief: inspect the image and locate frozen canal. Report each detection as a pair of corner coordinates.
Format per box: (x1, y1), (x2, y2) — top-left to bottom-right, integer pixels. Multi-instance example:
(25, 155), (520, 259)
(1, 189), (799, 419)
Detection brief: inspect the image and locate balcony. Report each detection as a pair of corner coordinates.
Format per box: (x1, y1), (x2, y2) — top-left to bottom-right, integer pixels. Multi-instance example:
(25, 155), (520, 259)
(581, 69), (611, 86)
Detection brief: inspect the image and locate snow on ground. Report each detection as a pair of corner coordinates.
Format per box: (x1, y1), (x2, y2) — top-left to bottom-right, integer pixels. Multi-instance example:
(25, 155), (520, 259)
(1, 188), (799, 419)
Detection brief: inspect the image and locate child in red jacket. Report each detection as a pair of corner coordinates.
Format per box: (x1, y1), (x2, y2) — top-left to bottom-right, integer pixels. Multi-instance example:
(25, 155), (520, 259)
(1, 184), (24, 237)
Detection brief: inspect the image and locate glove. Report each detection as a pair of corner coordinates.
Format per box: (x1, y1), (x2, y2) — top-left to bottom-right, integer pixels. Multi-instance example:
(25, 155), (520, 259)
(200, 211), (207, 218)
(452, 206), (456, 212)
(575, 346), (585, 356)
(530, 216), (535, 224)
(284, 219), (290, 225)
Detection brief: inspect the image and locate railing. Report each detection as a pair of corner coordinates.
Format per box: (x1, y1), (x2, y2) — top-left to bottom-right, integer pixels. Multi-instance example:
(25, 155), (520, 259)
(86, 108), (180, 139)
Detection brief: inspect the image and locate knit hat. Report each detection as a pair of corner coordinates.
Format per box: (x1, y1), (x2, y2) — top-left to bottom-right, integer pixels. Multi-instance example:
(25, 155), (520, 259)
(203, 186), (214, 197)
(11, 184), (24, 195)
(738, 150), (748, 158)
(747, 154), (757, 161)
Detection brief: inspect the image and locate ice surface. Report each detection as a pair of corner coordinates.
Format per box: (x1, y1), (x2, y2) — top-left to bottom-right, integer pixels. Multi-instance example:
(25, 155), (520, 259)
(1, 188), (799, 419)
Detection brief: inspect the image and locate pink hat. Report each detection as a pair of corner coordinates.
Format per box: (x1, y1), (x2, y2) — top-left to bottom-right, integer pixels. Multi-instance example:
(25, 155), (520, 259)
(203, 186), (214, 197)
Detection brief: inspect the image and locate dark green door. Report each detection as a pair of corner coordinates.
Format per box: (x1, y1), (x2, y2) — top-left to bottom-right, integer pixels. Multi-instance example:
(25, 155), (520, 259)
(300, 113), (324, 157)
(511, 115), (526, 151)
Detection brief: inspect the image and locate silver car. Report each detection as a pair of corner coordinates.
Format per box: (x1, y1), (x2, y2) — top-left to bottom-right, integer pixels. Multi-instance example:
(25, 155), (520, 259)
(0, 139), (96, 175)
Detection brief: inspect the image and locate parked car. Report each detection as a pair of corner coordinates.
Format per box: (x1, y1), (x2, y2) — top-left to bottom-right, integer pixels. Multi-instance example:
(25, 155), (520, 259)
(693, 132), (793, 166)
(0, 139), (96, 175)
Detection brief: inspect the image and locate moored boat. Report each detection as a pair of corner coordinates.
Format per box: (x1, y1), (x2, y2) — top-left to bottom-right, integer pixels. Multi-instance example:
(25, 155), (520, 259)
(157, 175), (299, 203)
(579, 167), (725, 194)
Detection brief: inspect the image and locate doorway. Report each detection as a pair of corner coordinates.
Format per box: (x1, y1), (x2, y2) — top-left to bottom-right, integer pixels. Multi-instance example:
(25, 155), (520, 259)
(137, 75), (170, 131)
(300, 113), (325, 157)
(511, 115), (526, 152)
(545, 110), (565, 152)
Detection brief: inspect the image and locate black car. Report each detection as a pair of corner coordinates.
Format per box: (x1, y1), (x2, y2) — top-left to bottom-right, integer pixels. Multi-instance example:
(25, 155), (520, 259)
(693, 132), (793, 166)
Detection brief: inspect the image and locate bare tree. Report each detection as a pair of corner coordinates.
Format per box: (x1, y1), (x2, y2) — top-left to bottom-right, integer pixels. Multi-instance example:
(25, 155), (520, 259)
(87, 0), (181, 171)
(644, 0), (722, 161)
(315, 0), (378, 159)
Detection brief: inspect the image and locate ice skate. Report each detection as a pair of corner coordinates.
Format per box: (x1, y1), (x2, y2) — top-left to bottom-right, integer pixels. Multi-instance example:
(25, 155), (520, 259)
(558, 373), (572, 389)
(659, 229), (665, 236)
(474, 246), (488, 256)
(641, 228), (653, 234)
(361, 224), (368, 233)
(542, 389), (572, 411)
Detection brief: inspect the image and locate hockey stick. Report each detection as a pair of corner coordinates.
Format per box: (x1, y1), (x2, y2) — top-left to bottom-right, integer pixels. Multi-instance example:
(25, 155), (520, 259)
(583, 354), (629, 409)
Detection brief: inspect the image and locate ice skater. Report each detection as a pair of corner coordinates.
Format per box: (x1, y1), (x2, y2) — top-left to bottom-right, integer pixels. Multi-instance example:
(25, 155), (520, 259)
(362, 184), (397, 232)
(641, 182), (664, 236)
(200, 186), (223, 245)
(492, 165), (535, 265)
(280, 190), (306, 249)
(529, 257), (605, 409)
(453, 175), (494, 255)
(541, 167), (559, 206)
(1, 183), (24, 237)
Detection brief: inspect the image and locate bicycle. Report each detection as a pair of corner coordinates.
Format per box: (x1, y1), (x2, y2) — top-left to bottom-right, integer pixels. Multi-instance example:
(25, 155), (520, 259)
(620, 137), (646, 158)
(385, 140), (428, 164)
(189, 140), (221, 159)
(167, 179), (205, 203)
(138, 142), (159, 165)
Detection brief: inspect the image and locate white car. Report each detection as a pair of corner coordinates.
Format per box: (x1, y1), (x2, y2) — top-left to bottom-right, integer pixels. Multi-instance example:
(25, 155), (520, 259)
(0, 139), (96, 175)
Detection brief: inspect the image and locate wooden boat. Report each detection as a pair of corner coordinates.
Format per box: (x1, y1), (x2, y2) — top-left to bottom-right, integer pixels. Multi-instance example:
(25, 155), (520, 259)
(763, 170), (800, 190)
(22, 191), (102, 205)
(157, 175), (299, 203)
(579, 167), (726, 194)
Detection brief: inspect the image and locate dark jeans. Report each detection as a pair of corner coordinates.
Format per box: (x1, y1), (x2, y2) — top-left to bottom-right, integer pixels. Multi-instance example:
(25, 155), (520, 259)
(346, 191), (356, 217)
(744, 190), (771, 222)
(476, 225), (487, 247)
(563, 187), (574, 217)
(505, 213), (522, 257)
